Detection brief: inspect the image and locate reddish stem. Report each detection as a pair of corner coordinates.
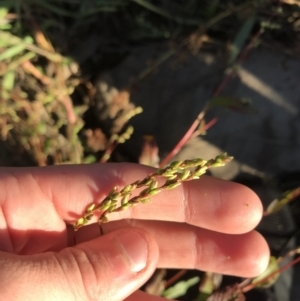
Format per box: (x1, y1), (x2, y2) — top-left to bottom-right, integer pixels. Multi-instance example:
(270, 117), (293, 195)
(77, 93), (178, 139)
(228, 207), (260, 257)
(60, 96), (77, 124)
(161, 1), (283, 167)
(242, 256), (300, 292)
(165, 270), (187, 288)
(160, 11), (272, 167)
(99, 141), (118, 163)
(213, 28), (264, 97)
(263, 187), (300, 217)
(159, 111), (206, 168)
(190, 117), (218, 139)
(214, 0), (281, 96)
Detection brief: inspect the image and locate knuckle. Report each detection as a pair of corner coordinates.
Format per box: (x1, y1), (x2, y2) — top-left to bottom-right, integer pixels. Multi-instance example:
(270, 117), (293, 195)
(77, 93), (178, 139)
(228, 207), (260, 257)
(55, 248), (107, 300)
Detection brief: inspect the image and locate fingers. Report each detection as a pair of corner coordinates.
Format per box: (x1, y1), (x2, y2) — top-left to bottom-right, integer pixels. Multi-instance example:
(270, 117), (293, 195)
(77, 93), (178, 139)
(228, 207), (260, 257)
(0, 228), (159, 301)
(0, 164), (262, 234)
(101, 220), (270, 278)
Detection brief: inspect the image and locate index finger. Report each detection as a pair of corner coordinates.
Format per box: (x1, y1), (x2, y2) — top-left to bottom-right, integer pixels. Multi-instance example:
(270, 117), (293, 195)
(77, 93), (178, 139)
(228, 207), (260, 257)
(0, 163), (263, 234)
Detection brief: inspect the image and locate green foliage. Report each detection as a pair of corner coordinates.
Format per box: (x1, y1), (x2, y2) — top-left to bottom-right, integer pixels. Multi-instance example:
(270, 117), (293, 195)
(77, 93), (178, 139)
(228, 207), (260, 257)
(162, 276), (200, 299)
(73, 153), (233, 230)
(251, 256), (280, 288)
(266, 187), (300, 215)
(208, 96), (258, 114)
(228, 14), (257, 65)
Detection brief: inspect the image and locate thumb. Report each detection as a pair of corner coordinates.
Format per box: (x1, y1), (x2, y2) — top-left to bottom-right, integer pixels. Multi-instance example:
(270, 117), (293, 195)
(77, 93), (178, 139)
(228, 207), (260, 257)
(0, 228), (159, 301)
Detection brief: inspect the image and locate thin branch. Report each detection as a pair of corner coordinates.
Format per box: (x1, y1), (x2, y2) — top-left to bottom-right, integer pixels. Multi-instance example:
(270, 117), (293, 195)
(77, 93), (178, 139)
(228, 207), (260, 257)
(159, 1), (278, 166)
(242, 256), (300, 292)
(159, 106), (209, 167)
(165, 270), (187, 288)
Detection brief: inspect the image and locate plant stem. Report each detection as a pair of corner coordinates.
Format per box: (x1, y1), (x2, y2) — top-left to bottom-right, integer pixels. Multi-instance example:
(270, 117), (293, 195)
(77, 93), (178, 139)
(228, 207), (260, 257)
(242, 256), (300, 292)
(159, 106), (209, 167)
(160, 1), (275, 165)
(74, 153), (233, 230)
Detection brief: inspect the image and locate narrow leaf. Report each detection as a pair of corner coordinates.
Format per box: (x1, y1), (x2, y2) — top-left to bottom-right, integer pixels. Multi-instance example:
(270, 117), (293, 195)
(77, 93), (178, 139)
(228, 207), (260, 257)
(208, 96), (258, 114)
(83, 155), (97, 164)
(0, 44), (25, 61)
(3, 70), (15, 91)
(266, 187), (300, 215)
(162, 276), (200, 299)
(228, 15), (256, 65)
(0, 8), (9, 19)
(251, 256), (280, 288)
(2, 52), (36, 75)
(199, 272), (222, 295)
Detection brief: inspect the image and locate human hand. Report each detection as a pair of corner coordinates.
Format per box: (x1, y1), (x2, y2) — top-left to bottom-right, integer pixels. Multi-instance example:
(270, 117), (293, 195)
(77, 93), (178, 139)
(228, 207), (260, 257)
(0, 163), (269, 301)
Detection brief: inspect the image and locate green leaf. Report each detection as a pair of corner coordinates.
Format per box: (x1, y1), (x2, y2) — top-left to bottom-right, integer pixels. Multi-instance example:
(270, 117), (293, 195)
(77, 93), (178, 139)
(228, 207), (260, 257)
(162, 276), (200, 299)
(0, 52), (36, 76)
(3, 70), (15, 91)
(0, 44), (26, 61)
(266, 199), (288, 215)
(0, 7), (12, 31)
(0, 7), (9, 19)
(228, 14), (256, 65)
(251, 256), (280, 288)
(23, 36), (34, 44)
(208, 96), (258, 114)
(83, 155), (97, 164)
(0, 31), (23, 45)
(266, 187), (300, 215)
(0, 24), (12, 30)
(196, 272), (223, 300)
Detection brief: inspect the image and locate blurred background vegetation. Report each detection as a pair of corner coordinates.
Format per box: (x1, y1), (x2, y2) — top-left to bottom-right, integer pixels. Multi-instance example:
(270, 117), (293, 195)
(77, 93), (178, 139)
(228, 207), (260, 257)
(1, 0), (299, 166)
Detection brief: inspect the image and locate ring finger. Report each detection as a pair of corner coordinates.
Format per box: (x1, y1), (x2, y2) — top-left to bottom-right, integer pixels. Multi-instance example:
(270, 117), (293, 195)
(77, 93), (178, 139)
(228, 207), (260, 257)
(79, 220), (270, 278)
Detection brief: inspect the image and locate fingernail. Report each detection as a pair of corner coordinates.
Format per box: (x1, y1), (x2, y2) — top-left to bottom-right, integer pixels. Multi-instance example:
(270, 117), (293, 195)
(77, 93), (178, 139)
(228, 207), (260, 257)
(115, 231), (148, 273)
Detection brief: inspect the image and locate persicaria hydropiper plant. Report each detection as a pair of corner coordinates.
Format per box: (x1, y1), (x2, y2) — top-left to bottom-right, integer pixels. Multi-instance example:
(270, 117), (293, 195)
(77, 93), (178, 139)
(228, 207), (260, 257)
(73, 153), (233, 230)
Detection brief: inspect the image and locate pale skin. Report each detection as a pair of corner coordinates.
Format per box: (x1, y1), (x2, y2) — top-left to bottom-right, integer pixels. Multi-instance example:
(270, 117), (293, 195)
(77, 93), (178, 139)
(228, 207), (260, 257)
(0, 163), (270, 301)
